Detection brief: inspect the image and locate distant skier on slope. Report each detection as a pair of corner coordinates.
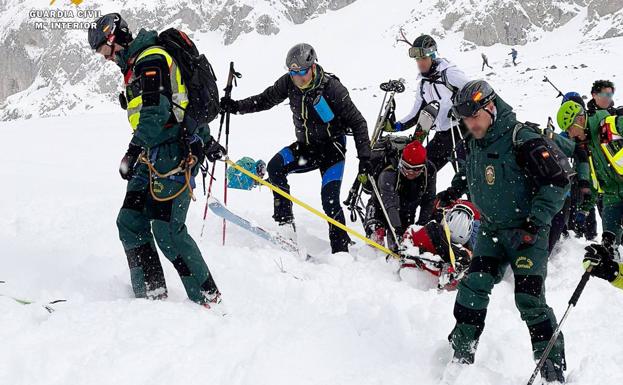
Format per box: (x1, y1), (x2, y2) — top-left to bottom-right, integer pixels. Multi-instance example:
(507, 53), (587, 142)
(438, 80), (570, 383)
(481, 53), (492, 71)
(87, 13), (225, 306)
(509, 48), (518, 66)
(219, 43), (372, 254)
(389, 32), (470, 174)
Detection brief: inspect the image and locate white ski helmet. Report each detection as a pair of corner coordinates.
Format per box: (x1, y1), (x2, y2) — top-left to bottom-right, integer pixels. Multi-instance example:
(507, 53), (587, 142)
(445, 204), (475, 245)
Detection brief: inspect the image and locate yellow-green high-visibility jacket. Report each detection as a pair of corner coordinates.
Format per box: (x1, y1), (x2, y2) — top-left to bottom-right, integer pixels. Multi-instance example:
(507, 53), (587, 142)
(119, 29), (189, 150)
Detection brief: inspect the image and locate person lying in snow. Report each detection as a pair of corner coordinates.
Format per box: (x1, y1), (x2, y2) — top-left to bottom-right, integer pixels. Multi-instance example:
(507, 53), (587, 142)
(399, 200), (480, 290)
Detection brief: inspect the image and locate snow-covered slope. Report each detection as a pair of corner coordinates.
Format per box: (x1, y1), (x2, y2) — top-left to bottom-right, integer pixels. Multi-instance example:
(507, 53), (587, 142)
(1, 0), (623, 384)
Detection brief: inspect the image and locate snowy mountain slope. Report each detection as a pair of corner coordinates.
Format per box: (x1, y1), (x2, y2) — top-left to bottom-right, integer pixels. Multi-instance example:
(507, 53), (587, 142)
(1, 0), (623, 384)
(1, 0), (622, 121)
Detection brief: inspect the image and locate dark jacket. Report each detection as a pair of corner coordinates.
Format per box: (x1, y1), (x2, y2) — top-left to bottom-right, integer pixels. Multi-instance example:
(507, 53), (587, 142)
(116, 29), (210, 177)
(587, 99), (623, 116)
(236, 65), (371, 159)
(451, 97), (568, 229)
(377, 160), (437, 230)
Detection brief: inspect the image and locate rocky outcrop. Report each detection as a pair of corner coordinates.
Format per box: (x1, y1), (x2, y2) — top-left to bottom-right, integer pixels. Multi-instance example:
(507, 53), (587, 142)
(0, 0), (355, 120)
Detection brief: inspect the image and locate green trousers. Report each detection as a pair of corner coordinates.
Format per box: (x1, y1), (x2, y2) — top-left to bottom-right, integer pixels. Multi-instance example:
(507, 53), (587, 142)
(449, 225), (565, 368)
(601, 200), (623, 244)
(116, 173), (218, 304)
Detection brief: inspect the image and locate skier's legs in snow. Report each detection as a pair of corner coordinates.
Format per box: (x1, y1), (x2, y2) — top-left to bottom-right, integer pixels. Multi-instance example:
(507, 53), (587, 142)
(267, 140), (351, 253)
(267, 142), (318, 224)
(450, 229), (505, 363)
(377, 168), (405, 250)
(319, 137), (350, 253)
(506, 226), (566, 373)
(600, 200), (623, 245)
(548, 196), (571, 253)
(585, 206), (598, 240)
(320, 160), (350, 253)
(150, 179), (219, 305)
(117, 178), (167, 299)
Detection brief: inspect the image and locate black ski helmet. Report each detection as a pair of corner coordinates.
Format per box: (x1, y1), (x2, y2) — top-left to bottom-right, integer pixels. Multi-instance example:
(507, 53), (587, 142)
(452, 80), (497, 118)
(409, 34), (437, 59)
(88, 13), (132, 51)
(285, 43), (317, 70)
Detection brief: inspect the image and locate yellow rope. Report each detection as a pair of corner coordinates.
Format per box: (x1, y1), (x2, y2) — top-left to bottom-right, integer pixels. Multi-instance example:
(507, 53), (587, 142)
(224, 158), (400, 258)
(441, 210), (456, 269)
(139, 153), (198, 203)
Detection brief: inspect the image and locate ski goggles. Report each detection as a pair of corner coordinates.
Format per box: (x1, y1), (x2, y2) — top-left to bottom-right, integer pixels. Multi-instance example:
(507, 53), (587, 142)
(408, 46), (436, 59)
(399, 159), (425, 174)
(452, 100), (484, 119)
(597, 92), (614, 99)
(289, 67), (310, 77)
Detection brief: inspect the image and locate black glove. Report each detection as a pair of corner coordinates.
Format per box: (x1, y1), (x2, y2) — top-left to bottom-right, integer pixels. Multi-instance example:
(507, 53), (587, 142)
(436, 187), (460, 208)
(189, 137), (204, 159)
(583, 243), (619, 282)
(357, 158), (372, 184)
(510, 219), (539, 251)
(119, 143), (142, 181)
(204, 138), (227, 162)
(431, 208), (445, 223)
(602, 231), (617, 250)
(220, 96), (239, 114)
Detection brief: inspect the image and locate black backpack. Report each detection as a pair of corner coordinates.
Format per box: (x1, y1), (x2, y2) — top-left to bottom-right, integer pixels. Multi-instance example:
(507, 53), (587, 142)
(157, 28), (220, 133)
(362, 134), (412, 194)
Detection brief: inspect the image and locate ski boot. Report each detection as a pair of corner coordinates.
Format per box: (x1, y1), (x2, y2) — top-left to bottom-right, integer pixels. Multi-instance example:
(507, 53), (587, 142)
(277, 219), (297, 244)
(202, 289), (222, 310)
(540, 359), (565, 384)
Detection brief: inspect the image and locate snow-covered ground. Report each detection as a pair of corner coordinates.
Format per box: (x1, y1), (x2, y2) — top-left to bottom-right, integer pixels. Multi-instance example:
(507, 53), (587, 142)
(1, 1), (622, 384)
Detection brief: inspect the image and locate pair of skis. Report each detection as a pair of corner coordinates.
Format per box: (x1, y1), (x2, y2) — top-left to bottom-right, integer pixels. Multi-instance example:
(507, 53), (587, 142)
(0, 281), (66, 313)
(208, 198), (313, 261)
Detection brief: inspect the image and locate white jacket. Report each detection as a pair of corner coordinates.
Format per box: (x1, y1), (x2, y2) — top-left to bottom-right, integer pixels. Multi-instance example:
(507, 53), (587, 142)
(398, 58), (469, 132)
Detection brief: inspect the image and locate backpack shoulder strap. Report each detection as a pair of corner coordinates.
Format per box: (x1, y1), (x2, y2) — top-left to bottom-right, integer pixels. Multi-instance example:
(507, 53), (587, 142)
(440, 68), (459, 96)
(512, 122), (547, 148)
(512, 123), (528, 148)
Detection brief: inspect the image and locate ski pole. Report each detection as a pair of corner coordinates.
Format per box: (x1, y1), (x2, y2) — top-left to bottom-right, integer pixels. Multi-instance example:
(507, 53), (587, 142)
(200, 115), (225, 238)
(526, 267), (592, 385)
(200, 62), (241, 239)
(221, 111), (234, 246)
(449, 116), (460, 173)
(223, 158), (400, 258)
(542, 76), (565, 99)
(367, 174), (400, 249)
(222, 62), (242, 246)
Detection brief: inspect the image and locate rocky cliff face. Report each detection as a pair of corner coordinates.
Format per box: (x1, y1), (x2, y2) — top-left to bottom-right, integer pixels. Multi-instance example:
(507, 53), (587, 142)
(434, 0), (621, 46)
(0, 0), (620, 120)
(0, 0), (356, 119)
